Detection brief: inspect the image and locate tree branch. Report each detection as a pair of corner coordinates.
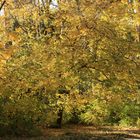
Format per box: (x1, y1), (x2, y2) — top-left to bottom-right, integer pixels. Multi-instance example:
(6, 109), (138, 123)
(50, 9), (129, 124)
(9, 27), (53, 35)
(0, 0), (6, 11)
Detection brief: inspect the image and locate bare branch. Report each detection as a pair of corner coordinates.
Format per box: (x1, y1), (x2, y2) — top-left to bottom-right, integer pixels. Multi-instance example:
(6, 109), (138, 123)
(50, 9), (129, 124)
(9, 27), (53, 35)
(0, 0), (6, 11)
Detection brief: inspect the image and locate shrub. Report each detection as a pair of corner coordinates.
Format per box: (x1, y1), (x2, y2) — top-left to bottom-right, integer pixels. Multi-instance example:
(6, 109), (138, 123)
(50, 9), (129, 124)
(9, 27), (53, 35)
(0, 95), (42, 136)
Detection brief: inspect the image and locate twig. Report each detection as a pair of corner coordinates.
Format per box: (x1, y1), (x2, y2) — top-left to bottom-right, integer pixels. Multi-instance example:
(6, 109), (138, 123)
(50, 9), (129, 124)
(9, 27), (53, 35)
(0, 0), (6, 11)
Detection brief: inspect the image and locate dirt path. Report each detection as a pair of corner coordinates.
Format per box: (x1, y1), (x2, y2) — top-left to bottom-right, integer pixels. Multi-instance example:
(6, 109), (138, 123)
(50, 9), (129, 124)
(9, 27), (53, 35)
(0, 125), (140, 140)
(43, 125), (140, 140)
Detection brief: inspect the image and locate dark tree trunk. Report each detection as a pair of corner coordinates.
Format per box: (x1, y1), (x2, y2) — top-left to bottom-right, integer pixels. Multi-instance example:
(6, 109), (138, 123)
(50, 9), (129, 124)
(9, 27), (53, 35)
(56, 109), (63, 128)
(56, 86), (69, 128)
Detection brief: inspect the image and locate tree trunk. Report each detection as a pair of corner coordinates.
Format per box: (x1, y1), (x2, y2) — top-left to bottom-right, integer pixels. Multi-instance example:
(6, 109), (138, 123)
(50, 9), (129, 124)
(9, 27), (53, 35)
(56, 108), (63, 128)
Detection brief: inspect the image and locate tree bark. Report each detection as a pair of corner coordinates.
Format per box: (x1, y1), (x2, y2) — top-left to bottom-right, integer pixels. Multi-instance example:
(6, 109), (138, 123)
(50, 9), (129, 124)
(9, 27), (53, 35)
(56, 108), (63, 128)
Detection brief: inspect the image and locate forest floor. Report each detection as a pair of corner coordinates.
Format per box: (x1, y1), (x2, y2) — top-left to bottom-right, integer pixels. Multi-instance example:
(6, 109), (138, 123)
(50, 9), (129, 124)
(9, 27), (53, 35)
(0, 125), (140, 140)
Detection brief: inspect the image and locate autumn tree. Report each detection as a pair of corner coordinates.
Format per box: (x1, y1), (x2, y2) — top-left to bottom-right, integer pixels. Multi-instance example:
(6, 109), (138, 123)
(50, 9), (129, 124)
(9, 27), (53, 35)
(0, 0), (139, 134)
